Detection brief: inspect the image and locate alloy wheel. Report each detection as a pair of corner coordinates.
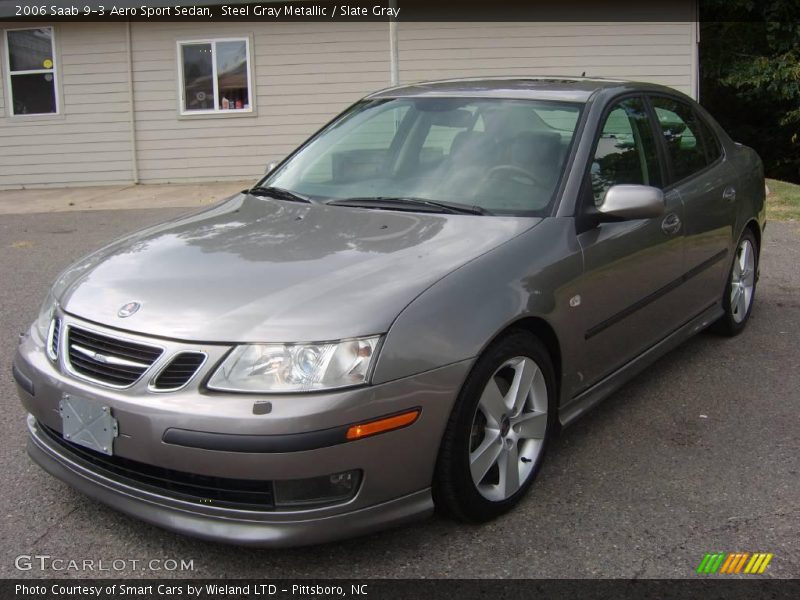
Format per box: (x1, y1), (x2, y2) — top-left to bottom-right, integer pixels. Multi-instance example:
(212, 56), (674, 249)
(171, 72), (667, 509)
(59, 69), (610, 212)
(469, 356), (548, 501)
(731, 238), (756, 324)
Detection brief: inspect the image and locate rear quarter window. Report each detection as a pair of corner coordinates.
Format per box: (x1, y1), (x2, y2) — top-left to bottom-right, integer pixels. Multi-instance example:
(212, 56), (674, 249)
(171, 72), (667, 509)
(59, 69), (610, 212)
(650, 96), (712, 182)
(694, 112), (723, 164)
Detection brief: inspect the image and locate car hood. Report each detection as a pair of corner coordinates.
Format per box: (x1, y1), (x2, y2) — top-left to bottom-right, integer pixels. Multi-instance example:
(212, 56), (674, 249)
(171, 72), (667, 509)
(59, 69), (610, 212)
(59, 194), (540, 342)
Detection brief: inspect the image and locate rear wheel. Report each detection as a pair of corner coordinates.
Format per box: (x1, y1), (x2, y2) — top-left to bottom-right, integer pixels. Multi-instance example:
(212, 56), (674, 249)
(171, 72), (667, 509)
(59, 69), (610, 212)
(712, 229), (758, 336)
(433, 331), (556, 522)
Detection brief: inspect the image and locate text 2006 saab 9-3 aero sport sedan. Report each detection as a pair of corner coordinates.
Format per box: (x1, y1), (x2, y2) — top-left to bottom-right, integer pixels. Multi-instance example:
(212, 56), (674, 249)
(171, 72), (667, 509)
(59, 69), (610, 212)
(14, 78), (765, 546)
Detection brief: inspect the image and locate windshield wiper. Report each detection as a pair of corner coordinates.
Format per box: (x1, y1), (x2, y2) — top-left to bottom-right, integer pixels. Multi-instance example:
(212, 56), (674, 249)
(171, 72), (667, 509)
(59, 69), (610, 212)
(246, 186), (311, 203)
(326, 197), (490, 215)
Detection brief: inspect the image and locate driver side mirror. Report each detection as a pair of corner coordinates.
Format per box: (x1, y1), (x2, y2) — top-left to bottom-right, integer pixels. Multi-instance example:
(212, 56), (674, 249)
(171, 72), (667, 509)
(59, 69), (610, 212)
(596, 184), (664, 220)
(265, 160), (279, 174)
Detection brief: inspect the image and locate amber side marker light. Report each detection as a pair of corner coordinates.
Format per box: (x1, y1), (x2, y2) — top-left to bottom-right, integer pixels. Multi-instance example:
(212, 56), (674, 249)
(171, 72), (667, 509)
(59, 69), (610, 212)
(346, 409), (421, 441)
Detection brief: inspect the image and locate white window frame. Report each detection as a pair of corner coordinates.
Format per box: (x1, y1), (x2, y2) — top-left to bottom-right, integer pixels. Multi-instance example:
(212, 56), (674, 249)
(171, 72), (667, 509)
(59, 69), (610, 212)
(176, 37), (254, 116)
(3, 25), (60, 116)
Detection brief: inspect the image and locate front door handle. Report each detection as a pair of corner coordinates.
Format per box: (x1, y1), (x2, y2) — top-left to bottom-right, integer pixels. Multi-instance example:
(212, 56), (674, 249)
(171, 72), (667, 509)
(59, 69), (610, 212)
(661, 212), (682, 235)
(723, 186), (737, 202)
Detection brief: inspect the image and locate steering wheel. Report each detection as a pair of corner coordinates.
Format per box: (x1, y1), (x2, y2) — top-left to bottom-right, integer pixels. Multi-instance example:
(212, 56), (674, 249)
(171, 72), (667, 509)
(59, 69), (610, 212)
(479, 164), (545, 189)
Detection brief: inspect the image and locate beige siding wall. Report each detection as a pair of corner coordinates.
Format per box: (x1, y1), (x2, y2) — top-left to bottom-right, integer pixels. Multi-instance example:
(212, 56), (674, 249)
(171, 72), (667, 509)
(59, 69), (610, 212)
(0, 16), (696, 188)
(130, 22), (390, 183)
(398, 22), (696, 96)
(0, 22), (133, 188)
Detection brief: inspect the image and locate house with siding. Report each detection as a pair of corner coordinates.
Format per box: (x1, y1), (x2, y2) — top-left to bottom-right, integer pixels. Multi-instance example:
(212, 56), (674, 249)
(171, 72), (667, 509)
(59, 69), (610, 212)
(0, 1), (698, 188)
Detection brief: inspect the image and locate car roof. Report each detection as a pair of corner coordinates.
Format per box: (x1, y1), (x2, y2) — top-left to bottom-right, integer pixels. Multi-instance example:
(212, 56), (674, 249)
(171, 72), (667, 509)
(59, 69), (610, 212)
(365, 76), (674, 103)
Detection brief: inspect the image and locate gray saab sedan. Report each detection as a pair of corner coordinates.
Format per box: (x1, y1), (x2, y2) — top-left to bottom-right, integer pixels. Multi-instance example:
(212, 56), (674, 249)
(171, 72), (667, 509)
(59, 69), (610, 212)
(14, 78), (765, 546)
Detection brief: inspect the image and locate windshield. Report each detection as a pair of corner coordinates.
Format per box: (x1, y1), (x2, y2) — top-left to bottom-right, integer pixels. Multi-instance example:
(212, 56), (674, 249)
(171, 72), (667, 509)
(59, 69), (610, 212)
(261, 97), (582, 215)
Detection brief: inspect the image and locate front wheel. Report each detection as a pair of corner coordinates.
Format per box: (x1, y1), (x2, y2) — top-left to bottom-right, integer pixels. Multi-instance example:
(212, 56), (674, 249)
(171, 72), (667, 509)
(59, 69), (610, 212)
(711, 229), (759, 336)
(433, 331), (556, 522)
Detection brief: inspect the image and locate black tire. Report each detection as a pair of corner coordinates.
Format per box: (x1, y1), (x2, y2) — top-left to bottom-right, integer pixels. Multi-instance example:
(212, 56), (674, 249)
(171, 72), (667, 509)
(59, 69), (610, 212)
(711, 228), (759, 336)
(433, 330), (556, 523)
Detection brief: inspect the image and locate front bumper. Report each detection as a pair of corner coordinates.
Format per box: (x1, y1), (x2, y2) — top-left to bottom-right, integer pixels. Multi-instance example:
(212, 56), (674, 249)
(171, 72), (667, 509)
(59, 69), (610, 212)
(14, 316), (471, 546)
(26, 415), (433, 547)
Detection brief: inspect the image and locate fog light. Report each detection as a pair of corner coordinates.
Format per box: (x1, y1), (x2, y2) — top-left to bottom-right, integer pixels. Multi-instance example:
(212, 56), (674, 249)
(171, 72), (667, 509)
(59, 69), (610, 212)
(274, 469), (361, 508)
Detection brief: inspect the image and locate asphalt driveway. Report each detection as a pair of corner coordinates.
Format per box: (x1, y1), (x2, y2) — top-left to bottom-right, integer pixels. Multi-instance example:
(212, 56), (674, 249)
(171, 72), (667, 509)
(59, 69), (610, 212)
(1, 208), (798, 579)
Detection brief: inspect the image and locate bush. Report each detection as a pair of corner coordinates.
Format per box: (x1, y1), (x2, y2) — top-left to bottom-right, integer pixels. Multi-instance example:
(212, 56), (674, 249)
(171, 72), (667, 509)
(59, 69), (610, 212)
(700, 1), (800, 183)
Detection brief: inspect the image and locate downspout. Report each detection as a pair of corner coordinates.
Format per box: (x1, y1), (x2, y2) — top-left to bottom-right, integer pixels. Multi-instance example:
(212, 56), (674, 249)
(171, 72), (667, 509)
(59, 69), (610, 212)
(126, 20), (139, 184)
(691, 0), (700, 101)
(388, 0), (399, 85)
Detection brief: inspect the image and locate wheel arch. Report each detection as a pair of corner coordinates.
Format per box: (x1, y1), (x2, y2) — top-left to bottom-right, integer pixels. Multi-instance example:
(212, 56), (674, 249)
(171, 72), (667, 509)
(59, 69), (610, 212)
(744, 218), (761, 254)
(487, 316), (563, 400)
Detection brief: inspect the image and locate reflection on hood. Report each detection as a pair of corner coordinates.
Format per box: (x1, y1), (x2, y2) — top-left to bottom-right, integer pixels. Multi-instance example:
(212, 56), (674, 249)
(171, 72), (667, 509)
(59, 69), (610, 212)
(59, 194), (540, 342)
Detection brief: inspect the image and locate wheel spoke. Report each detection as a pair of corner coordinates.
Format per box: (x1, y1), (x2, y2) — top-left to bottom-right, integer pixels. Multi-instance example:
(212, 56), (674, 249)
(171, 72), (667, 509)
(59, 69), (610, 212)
(507, 358), (536, 416)
(479, 380), (507, 426)
(737, 286), (749, 317)
(738, 242), (749, 274)
(742, 267), (755, 287)
(499, 444), (520, 497)
(513, 411), (548, 440)
(530, 366), (548, 412)
(742, 243), (755, 286)
(470, 432), (502, 484)
(731, 285), (742, 311)
(732, 256), (742, 281)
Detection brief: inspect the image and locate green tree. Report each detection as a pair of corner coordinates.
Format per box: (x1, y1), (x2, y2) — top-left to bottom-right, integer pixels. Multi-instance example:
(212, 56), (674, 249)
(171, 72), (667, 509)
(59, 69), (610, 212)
(700, 0), (800, 182)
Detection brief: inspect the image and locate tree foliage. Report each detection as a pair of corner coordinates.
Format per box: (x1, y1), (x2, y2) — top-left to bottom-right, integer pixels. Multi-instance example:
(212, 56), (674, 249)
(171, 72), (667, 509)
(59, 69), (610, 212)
(700, 0), (800, 182)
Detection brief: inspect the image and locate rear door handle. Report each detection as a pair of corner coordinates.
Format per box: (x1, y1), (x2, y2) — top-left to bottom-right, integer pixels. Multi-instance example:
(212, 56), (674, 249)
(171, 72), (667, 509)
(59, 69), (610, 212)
(723, 186), (737, 202)
(661, 213), (682, 235)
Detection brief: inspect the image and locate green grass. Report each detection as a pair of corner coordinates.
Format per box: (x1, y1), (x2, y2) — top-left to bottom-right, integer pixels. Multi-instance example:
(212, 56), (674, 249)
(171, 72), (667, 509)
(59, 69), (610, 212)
(767, 178), (800, 221)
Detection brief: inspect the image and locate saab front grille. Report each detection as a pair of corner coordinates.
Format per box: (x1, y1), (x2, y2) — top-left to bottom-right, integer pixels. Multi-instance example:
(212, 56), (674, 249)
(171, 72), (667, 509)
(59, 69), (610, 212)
(38, 423), (275, 510)
(152, 352), (206, 391)
(66, 326), (163, 387)
(47, 317), (61, 360)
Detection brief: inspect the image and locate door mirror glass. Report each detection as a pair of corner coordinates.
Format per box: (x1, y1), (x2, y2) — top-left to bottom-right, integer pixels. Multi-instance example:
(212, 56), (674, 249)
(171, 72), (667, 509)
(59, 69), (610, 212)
(597, 184), (665, 219)
(265, 160), (279, 174)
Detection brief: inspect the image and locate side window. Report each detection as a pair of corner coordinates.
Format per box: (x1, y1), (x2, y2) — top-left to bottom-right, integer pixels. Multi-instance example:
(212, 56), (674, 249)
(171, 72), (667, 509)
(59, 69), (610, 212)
(4, 27), (59, 115)
(590, 97), (662, 205)
(650, 96), (710, 181)
(695, 112), (723, 164)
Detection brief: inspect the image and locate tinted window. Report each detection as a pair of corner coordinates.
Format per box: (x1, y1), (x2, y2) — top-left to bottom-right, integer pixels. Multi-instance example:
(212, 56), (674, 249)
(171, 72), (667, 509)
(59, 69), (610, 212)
(650, 96), (710, 181)
(590, 97), (662, 205)
(265, 97), (582, 215)
(303, 105), (411, 183)
(695, 112), (723, 163)
(419, 106), (478, 166)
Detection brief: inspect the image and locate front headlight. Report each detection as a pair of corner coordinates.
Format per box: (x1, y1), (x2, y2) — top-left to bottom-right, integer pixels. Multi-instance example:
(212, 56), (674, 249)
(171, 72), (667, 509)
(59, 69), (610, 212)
(34, 290), (57, 343)
(207, 336), (381, 393)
